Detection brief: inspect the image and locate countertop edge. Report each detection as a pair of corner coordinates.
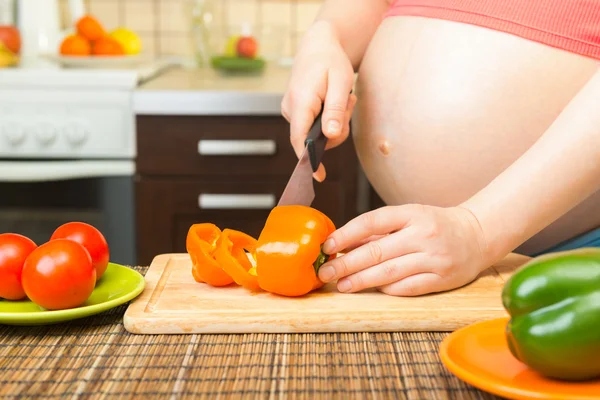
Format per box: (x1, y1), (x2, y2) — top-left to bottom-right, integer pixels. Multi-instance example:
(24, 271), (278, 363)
(133, 89), (284, 116)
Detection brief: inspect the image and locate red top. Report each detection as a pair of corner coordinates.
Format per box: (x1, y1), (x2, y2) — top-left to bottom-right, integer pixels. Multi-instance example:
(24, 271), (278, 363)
(385, 0), (600, 60)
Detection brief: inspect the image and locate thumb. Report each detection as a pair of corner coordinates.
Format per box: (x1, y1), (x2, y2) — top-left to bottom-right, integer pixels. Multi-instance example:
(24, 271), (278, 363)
(321, 69), (353, 139)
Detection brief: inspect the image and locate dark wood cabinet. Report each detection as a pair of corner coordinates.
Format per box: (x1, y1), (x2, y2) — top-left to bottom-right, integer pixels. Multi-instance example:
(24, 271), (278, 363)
(135, 115), (362, 266)
(370, 187), (386, 210)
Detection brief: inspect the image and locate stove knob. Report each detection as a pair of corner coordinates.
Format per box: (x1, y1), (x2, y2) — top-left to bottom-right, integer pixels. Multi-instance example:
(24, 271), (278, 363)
(35, 124), (57, 146)
(2, 123), (26, 146)
(64, 124), (88, 146)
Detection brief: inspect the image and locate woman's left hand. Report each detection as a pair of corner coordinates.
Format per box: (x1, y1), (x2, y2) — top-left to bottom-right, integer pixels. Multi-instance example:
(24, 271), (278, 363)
(318, 204), (492, 296)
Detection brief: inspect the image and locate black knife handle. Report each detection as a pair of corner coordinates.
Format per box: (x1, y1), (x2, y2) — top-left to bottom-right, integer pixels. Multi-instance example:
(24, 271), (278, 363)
(304, 90), (354, 173)
(304, 110), (327, 173)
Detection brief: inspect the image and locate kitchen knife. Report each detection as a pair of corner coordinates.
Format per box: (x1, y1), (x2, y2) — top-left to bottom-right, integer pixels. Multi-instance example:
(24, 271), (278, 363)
(277, 110), (327, 207)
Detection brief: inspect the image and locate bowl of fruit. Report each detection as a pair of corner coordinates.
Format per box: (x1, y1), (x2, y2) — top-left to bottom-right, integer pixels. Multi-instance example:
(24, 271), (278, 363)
(207, 23), (285, 74)
(45, 14), (144, 68)
(0, 25), (21, 68)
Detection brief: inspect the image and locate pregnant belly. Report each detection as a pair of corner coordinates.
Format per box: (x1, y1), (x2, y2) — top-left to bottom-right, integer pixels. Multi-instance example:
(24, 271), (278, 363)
(353, 16), (600, 254)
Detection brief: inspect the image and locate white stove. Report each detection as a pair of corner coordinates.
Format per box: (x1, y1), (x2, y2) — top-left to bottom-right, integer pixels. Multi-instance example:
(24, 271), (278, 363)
(0, 71), (135, 159)
(0, 59), (176, 177)
(0, 59), (176, 265)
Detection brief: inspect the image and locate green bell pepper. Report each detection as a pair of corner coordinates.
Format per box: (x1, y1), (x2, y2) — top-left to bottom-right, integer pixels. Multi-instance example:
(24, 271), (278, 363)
(502, 248), (600, 381)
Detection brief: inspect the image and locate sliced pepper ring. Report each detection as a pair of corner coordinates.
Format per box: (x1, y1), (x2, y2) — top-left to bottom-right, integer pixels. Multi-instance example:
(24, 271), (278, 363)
(214, 229), (260, 291)
(186, 223), (234, 287)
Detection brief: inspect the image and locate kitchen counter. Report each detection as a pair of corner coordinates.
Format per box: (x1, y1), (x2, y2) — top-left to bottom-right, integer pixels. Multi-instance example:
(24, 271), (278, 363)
(0, 266), (501, 400)
(133, 65), (291, 116)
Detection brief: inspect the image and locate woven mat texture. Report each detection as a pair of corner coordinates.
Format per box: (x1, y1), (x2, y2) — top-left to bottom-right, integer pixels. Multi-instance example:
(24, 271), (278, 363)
(0, 266), (504, 400)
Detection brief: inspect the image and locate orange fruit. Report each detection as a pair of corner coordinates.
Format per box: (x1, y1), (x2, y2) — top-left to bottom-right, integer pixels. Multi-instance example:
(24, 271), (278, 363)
(59, 34), (91, 56)
(76, 15), (105, 42)
(92, 37), (124, 56)
(0, 26), (21, 54)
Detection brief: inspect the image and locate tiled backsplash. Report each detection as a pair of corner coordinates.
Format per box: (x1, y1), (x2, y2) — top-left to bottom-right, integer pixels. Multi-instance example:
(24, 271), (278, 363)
(59, 0), (323, 60)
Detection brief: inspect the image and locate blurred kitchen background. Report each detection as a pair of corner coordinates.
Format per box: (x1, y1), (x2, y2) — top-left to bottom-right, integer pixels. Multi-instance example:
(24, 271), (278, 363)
(2, 0), (323, 66)
(0, 0), (381, 268)
(73, 0), (321, 64)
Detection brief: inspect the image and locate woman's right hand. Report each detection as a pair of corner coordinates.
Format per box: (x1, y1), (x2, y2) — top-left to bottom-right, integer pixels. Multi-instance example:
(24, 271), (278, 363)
(281, 20), (357, 182)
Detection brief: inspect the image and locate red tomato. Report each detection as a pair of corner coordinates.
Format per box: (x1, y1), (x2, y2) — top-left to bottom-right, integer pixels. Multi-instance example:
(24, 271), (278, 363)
(22, 239), (96, 310)
(50, 222), (110, 280)
(0, 233), (37, 300)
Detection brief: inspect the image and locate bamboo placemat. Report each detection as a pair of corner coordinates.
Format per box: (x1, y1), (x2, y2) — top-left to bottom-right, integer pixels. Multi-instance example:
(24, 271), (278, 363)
(0, 266), (503, 400)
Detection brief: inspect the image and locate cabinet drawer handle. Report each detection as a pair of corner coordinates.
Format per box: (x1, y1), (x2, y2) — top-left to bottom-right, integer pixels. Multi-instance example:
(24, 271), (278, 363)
(198, 194), (276, 210)
(198, 140), (276, 156)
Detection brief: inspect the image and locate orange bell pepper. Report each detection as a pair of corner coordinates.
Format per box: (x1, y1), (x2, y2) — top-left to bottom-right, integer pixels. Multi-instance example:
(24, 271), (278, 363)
(213, 229), (261, 291)
(255, 205), (336, 297)
(186, 223), (234, 287)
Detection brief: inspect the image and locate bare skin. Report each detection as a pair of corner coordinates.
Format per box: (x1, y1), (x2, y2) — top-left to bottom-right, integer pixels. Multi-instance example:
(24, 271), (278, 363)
(353, 16), (600, 256)
(282, 0), (600, 296)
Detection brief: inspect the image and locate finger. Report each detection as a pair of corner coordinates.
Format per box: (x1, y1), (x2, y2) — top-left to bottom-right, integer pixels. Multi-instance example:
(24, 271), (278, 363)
(322, 206), (413, 255)
(281, 94), (291, 123)
(346, 92), (357, 124)
(314, 93), (356, 179)
(378, 272), (448, 297)
(346, 93), (357, 130)
(336, 252), (429, 293)
(321, 69), (353, 140)
(284, 90), (327, 181)
(325, 93), (357, 151)
(324, 134), (348, 151)
(289, 91), (322, 159)
(318, 230), (416, 283)
(341, 234), (387, 253)
(313, 164), (326, 182)
(349, 93), (358, 108)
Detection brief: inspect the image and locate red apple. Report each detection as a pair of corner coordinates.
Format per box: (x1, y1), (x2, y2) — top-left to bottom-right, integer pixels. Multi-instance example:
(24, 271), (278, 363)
(236, 36), (258, 59)
(0, 25), (21, 55)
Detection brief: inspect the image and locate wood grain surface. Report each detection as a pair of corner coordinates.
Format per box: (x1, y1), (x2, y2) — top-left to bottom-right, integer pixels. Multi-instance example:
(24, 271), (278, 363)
(123, 253), (531, 334)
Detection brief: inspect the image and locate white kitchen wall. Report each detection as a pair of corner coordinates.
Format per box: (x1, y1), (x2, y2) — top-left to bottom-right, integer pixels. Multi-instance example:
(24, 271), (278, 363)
(59, 0), (323, 58)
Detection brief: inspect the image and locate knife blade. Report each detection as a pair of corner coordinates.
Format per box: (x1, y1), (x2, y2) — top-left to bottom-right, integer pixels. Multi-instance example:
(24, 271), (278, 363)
(277, 109), (327, 207)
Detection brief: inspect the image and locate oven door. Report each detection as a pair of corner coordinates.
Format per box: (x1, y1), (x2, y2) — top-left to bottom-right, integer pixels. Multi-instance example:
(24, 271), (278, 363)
(0, 160), (137, 266)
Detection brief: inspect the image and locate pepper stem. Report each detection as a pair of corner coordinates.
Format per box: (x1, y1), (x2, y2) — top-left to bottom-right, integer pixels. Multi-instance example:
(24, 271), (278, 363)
(313, 245), (330, 274)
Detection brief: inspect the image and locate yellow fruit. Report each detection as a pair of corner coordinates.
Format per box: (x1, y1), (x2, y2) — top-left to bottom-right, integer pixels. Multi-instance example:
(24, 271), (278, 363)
(109, 28), (142, 55)
(224, 35), (240, 57)
(0, 42), (18, 67)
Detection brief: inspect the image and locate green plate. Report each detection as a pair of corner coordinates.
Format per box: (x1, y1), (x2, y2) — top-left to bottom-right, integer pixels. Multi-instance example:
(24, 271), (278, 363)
(210, 55), (266, 73)
(0, 263), (145, 326)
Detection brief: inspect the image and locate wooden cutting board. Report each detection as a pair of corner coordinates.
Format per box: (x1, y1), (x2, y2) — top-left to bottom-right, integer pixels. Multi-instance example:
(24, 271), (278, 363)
(123, 252), (530, 334)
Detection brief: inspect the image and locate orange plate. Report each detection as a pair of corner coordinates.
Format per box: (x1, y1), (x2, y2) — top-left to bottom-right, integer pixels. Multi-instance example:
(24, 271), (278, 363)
(439, 317), (600, 400)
